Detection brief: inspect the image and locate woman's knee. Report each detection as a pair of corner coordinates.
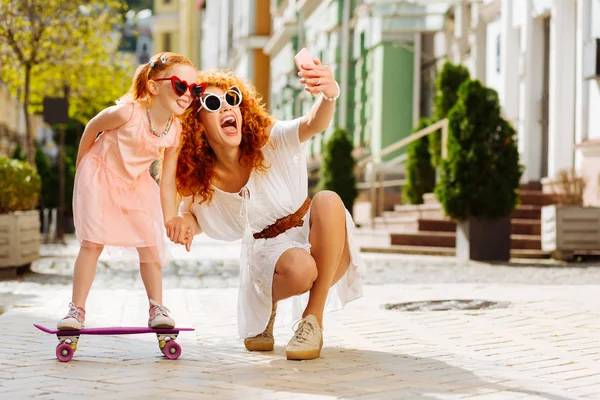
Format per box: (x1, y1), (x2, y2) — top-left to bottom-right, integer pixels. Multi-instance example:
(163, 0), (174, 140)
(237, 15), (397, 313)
(312, 191), (345, 217)
(276, 249), (318, 295)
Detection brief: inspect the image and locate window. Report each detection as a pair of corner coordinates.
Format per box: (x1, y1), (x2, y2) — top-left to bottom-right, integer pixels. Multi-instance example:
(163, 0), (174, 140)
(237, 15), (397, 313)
(496, 35), (501, 73)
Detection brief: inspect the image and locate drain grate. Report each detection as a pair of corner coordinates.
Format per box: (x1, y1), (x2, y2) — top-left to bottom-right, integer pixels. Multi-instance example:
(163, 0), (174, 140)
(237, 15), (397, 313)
(384, 299), (510, 312)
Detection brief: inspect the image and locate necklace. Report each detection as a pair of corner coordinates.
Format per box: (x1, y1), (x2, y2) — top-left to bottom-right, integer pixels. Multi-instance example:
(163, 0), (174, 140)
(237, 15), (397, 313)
(146, 108), (173, 137)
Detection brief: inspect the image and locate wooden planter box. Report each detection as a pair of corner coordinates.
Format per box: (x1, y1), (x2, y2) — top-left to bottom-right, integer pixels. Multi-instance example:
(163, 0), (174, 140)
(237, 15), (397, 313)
(0, 210), (41, 278)
(541, 205), (600, 258)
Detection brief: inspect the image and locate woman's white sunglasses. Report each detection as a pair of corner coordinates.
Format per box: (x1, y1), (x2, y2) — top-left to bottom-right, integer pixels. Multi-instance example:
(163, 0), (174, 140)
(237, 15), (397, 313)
(197, 86), (242, 113)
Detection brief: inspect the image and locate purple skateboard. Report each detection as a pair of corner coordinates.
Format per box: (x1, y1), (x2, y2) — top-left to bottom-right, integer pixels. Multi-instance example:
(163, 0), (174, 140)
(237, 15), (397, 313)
(34, 324), (194, 362)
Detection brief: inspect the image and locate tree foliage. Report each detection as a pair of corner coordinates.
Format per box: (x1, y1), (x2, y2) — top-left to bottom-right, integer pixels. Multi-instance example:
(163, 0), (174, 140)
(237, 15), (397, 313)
(430, 62), (471, 167)
(435, 80), (523, 220)
(0, 0), (129, 163)
(316, 128), (358, 215)
(402, 118), (436, 204)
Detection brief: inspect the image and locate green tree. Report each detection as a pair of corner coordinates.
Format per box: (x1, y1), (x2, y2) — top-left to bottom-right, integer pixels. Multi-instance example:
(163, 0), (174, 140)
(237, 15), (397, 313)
(403, 118), (436, 204)
(435, 80), (522, 219)
(0, 0), (126, 164)
(29, 58), (132, 126)
(317, 128), (358, 215)
(430, 62), (471, 167)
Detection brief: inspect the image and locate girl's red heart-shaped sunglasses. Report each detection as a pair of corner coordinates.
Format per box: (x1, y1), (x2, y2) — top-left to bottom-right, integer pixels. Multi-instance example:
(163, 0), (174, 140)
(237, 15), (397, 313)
(154, 76), (206, 99)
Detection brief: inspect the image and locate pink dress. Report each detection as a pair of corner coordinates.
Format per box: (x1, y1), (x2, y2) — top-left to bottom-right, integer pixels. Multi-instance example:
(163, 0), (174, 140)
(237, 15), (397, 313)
(72, 102), (180, 266)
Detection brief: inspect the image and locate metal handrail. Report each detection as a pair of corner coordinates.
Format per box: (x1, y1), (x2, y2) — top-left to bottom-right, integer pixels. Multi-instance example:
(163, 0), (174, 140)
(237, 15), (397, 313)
(356, 118), (449, 227)
(357, 118), (449, 167)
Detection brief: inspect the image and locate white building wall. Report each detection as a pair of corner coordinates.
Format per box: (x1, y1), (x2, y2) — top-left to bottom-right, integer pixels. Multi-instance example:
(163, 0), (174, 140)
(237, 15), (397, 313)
(547, 0), (576, 179)
(430, 0), (585, 184)
(498, 0), (578, 182)
(201, 0), (258, 80)
(500, 0), (519, 130)
(576, 0), (600, 206)
(588, 0), (600, 141)
(201, 1), (224, 69)
(485, 17), (502, 98)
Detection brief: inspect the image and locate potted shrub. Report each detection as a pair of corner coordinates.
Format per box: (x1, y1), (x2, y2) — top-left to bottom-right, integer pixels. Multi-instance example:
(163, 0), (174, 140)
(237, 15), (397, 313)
(0, 156), (41, 277)
(403, 118), (436, 204)
(317, 128), (358, 215)
(435, 80), (523, 261)
(430, 62), (471, 169)
(404, 62), (470, 204)
(541, 168), (600, 260)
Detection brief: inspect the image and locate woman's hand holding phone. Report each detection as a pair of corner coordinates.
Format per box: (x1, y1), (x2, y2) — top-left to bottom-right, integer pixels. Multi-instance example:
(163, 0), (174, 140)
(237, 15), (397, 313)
(294, 48), (338, 98)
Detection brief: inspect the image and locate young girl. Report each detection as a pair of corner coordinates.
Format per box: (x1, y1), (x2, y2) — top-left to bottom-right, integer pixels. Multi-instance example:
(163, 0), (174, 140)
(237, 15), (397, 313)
(57, 52), (201, 330)
(166, 64), (363, 361)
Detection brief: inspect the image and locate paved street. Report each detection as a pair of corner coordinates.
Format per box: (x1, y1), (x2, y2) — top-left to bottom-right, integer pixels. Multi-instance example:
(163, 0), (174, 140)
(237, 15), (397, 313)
(1, 235), (600, 399)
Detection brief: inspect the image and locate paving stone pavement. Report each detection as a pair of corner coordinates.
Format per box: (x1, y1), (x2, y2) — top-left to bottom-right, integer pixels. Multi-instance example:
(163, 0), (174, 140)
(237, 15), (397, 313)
(1, 236), (600, 399)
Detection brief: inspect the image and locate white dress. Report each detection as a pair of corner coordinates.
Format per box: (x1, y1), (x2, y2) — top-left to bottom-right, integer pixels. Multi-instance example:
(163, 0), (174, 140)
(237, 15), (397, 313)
(182, 118), (363, 338)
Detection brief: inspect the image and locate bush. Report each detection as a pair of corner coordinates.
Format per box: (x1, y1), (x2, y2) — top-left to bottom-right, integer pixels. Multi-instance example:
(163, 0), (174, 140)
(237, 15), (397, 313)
(316, 128), (358, 214)
(35, 147), (55, 208)
(35, 144), (76, 211)
(403, 118), (436, 204)
(0, 156), (41, 213)
(435, 79), (522, 220)
(11, 143), (26, 161)
(430, 62), (471, 167)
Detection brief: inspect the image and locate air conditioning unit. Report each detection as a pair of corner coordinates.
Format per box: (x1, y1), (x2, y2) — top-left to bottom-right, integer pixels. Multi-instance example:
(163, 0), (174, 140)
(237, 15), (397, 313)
(583, 38), (600, 80)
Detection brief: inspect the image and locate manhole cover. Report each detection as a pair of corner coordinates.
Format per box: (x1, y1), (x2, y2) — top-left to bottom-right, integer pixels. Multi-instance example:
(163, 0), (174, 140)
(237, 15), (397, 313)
(384, 299), (509, 312)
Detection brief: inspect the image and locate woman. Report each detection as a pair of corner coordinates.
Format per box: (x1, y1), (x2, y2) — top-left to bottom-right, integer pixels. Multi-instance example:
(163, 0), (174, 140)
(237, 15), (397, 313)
(166, 60), (363, 360)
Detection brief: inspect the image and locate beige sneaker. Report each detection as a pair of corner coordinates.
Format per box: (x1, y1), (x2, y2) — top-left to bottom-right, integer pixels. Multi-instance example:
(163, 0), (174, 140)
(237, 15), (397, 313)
(285, 314), (323, 361)
(244, 305), (276, 351)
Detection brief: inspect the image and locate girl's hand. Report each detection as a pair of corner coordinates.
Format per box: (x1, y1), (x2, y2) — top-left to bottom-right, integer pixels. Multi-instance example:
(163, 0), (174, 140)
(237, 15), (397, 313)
(183, 233), (194, 252)
(165, 216), (192, 246)
(298, 59), (337, 97)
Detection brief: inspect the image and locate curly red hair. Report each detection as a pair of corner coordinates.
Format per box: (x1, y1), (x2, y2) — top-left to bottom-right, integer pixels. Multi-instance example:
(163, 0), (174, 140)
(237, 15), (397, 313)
(176, 69), (273, 204)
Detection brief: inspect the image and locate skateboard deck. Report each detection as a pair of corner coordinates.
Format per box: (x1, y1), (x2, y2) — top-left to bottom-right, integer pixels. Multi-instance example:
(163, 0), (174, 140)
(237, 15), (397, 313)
(34, 324), (195, 362)
(34, 324), (194, 335)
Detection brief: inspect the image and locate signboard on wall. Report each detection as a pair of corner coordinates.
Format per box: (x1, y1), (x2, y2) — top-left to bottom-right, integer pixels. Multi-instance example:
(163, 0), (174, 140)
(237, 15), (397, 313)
(42, 97), (69, 125)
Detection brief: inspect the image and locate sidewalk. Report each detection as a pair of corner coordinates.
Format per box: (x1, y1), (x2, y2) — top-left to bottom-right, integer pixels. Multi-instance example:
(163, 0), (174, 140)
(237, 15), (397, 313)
(1, 238), (600, 399)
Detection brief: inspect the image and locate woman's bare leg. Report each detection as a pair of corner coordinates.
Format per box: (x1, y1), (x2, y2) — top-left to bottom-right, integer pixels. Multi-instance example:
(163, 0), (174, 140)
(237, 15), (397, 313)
(302, 191), (350, 327)
(285, 191), (352, 360)
(244, 248), (317, 352)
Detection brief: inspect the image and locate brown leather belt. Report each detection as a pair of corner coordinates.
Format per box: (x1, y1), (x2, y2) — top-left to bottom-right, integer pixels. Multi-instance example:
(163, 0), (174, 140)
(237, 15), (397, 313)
(253, 197), (311, 240)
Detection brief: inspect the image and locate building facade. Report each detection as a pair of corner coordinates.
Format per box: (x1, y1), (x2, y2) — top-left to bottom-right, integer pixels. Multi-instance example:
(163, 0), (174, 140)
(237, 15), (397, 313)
(435, 0), (600, 205)
(202, 0), (272, 108)
(194, 1), (600, 206)
(0, 81), (46, 158)
(152, 0), (203, 68)
(265, 0), (447, 163)
(194, 1), (446, 165)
